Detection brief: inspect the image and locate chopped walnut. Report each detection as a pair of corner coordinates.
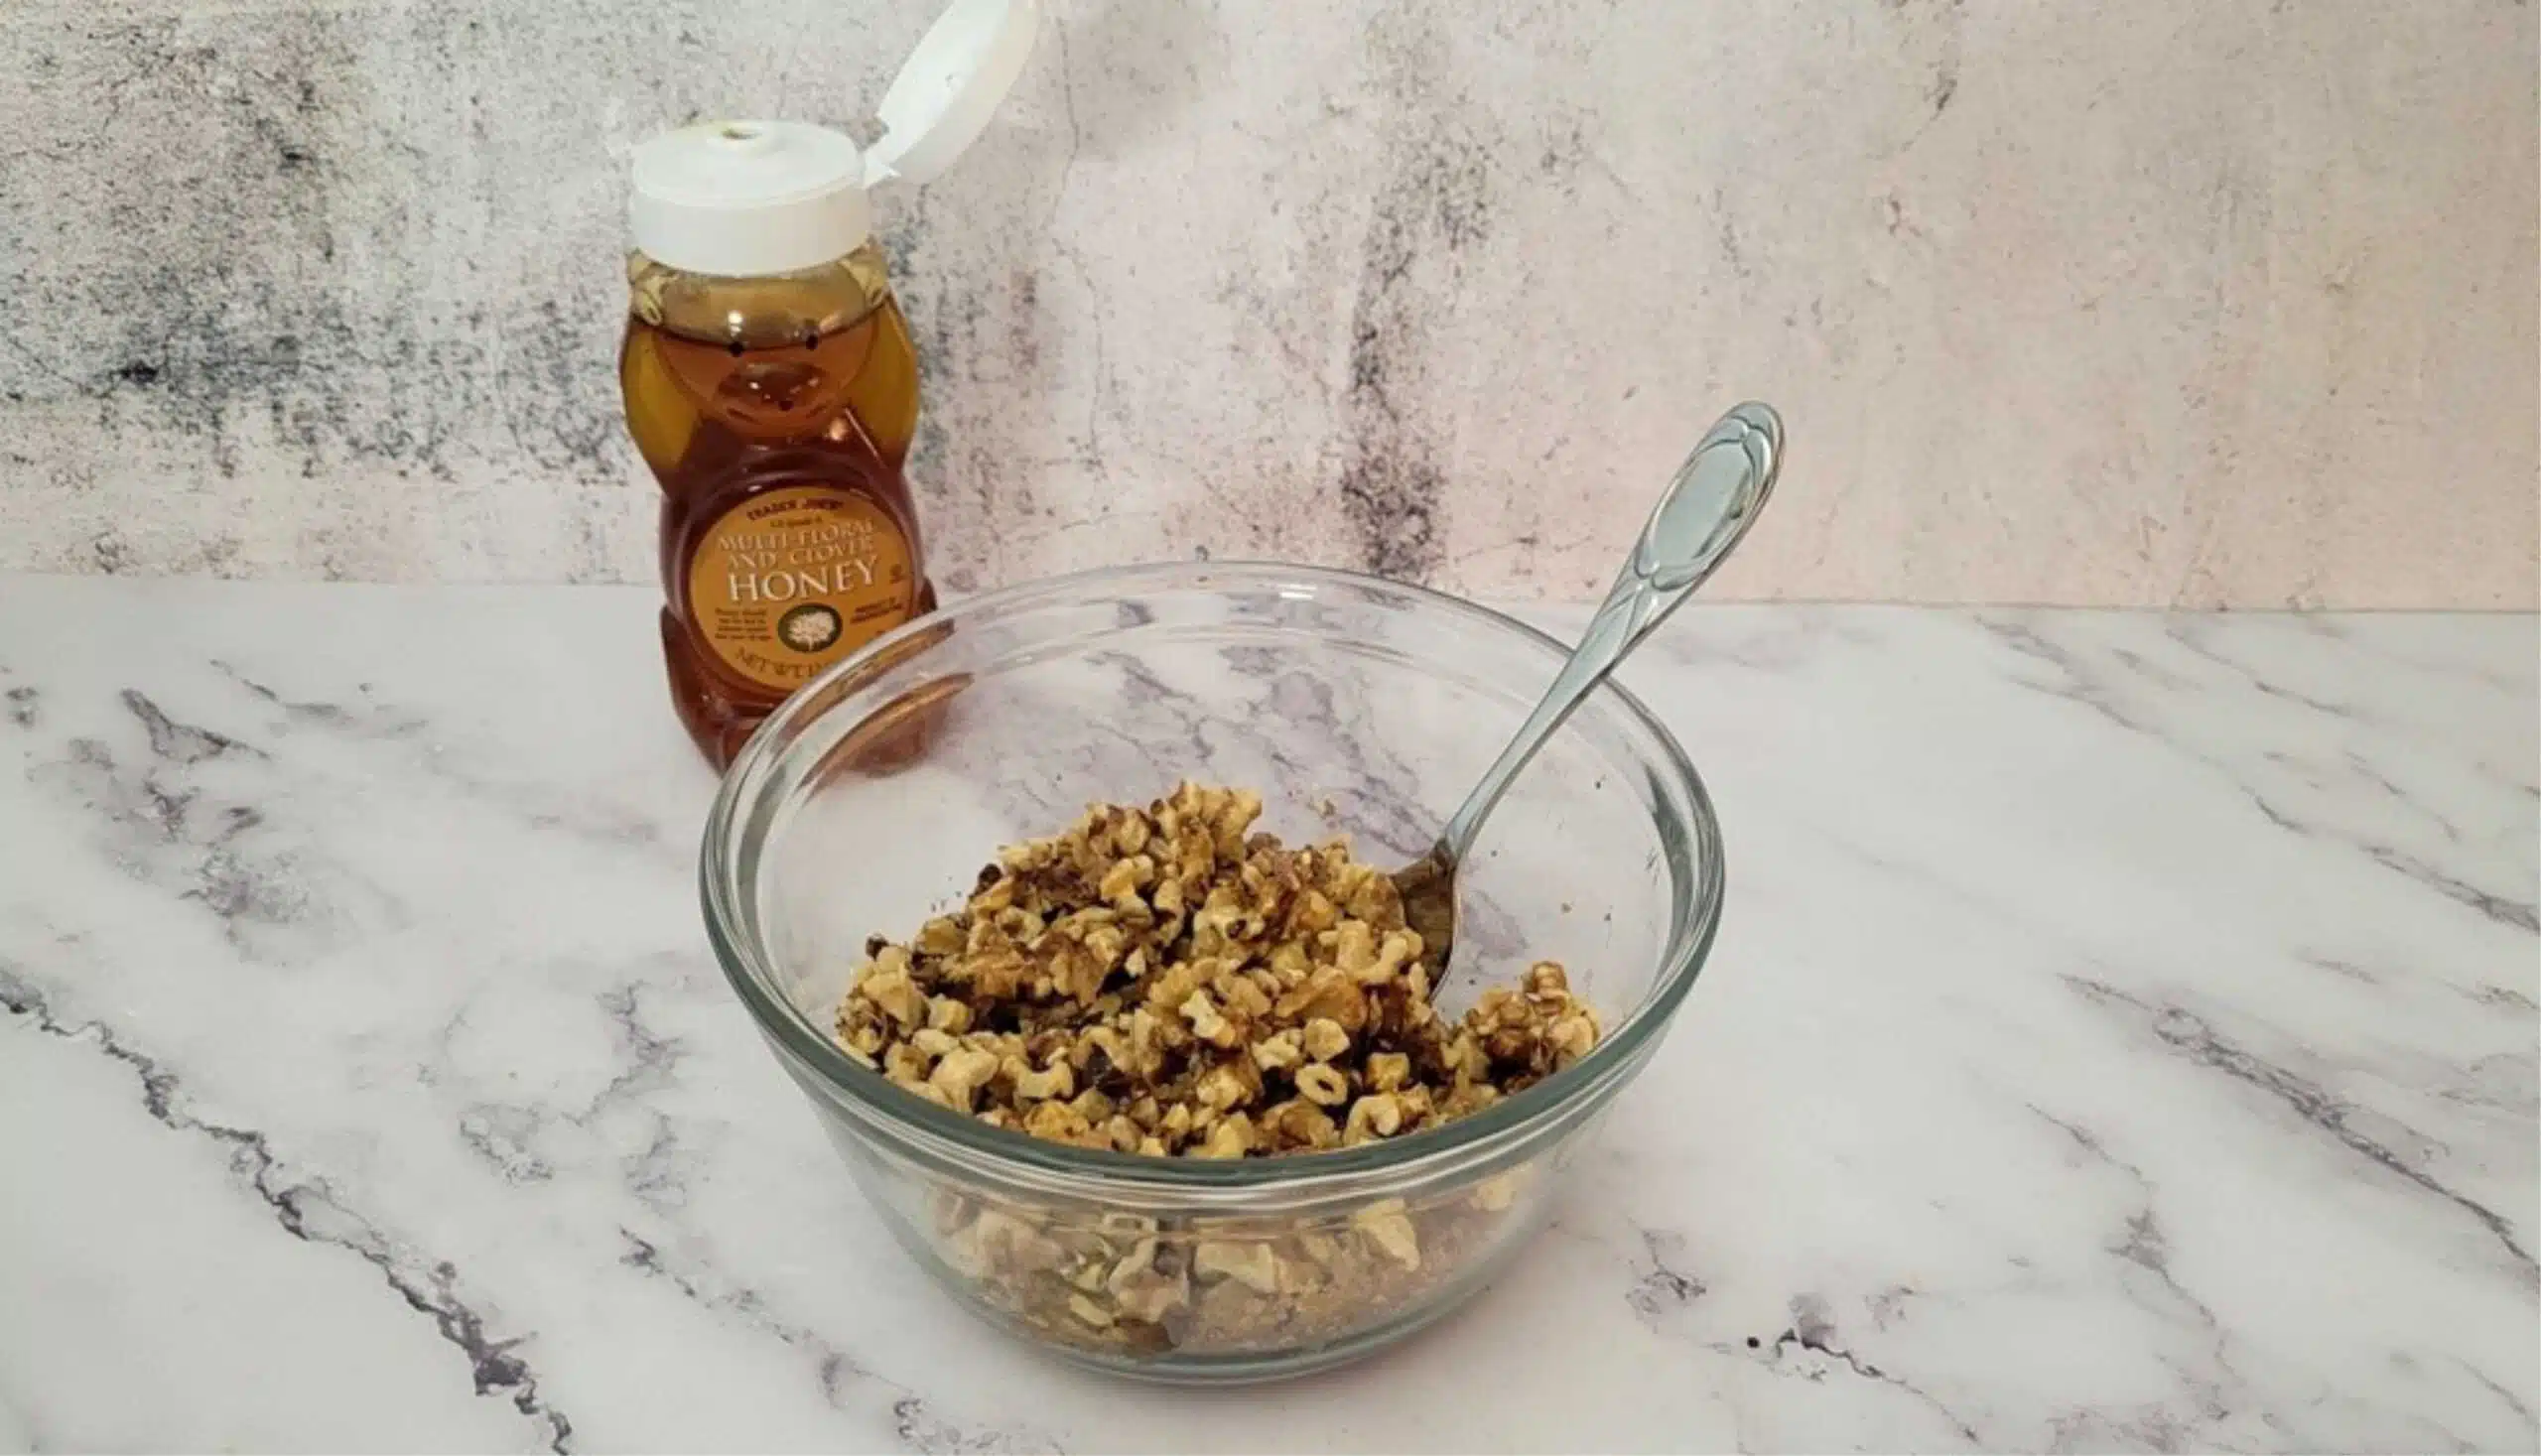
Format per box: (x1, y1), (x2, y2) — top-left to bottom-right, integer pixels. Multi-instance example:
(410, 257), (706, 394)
(835, 784), (1607, 1355)
(1343, 1092), (1404, 1144)
(1293, 1062), (1349, 1107)
(1352, 1199), (1422, 1270)
(1192, 1239), (1281, 1294)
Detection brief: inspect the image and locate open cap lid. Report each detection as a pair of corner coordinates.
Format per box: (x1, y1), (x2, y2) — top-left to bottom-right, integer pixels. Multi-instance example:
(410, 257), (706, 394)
(865, 0), (1042, 189)
(628, 0), (1038, 277)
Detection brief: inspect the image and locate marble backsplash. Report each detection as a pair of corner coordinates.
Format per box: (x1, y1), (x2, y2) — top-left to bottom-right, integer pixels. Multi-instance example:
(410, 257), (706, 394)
(0, 0), (2532, 607)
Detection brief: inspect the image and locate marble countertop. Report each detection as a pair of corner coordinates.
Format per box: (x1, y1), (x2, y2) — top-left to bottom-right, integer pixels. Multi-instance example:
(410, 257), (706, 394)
(0, 575), (2531, 1454)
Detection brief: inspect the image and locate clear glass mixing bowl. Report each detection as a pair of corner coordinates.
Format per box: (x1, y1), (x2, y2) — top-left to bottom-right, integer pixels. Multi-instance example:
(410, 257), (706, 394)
(701, 562), (1723, 1383)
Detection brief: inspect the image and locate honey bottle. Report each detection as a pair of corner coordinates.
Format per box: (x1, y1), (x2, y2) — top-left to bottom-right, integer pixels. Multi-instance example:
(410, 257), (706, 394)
(622, 0), (1038, 766)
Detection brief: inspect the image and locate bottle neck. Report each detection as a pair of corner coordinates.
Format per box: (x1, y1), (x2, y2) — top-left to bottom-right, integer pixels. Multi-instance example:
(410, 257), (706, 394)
(628, 240), (894, 348)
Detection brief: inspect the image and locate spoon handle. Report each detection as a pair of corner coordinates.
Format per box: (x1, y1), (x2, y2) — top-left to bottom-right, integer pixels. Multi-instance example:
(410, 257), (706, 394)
(1436, 402), (1783, 862)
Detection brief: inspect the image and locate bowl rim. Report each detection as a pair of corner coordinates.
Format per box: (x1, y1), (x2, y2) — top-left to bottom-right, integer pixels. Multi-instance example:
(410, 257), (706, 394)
(701, 559), (1723, 1193)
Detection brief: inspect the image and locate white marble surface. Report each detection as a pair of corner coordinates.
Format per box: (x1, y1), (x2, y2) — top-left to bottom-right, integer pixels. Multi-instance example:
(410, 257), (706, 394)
(0, 575), (2532, 1453)
(2, 0), (2536, 608)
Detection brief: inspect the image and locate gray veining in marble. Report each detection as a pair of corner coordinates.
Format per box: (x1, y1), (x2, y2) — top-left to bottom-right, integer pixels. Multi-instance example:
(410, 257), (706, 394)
(0, 575), (2531, 1451)
(1, 0), (2534, 607)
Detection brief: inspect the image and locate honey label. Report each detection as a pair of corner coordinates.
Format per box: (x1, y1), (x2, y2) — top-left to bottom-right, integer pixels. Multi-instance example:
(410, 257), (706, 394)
(687, 485), (915, 692)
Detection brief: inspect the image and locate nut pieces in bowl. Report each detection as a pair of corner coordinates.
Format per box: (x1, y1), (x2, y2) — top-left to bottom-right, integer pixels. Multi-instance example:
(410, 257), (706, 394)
(833, 782), (1604, 1352)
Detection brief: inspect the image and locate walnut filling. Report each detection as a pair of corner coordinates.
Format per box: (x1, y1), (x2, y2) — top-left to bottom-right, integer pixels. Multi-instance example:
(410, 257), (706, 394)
(836, 783), (1600, 1156)
(833, 783), (1605, 1356)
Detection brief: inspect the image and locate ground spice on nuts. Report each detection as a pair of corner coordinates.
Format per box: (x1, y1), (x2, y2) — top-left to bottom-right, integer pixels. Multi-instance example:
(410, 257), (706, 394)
(834, 783), (1603, 1157)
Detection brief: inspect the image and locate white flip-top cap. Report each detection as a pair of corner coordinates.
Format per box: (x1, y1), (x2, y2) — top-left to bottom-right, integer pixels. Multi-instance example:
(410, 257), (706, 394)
(629, 0), (1038, 278)
(864, 0), (1043, 188)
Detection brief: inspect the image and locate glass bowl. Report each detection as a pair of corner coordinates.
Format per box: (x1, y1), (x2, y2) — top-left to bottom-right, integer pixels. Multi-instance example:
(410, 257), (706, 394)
(701, 561), (1722, 1383)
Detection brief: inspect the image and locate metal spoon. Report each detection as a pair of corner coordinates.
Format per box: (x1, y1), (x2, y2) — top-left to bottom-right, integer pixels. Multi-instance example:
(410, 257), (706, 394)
(1392, 402), (1785, 968)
